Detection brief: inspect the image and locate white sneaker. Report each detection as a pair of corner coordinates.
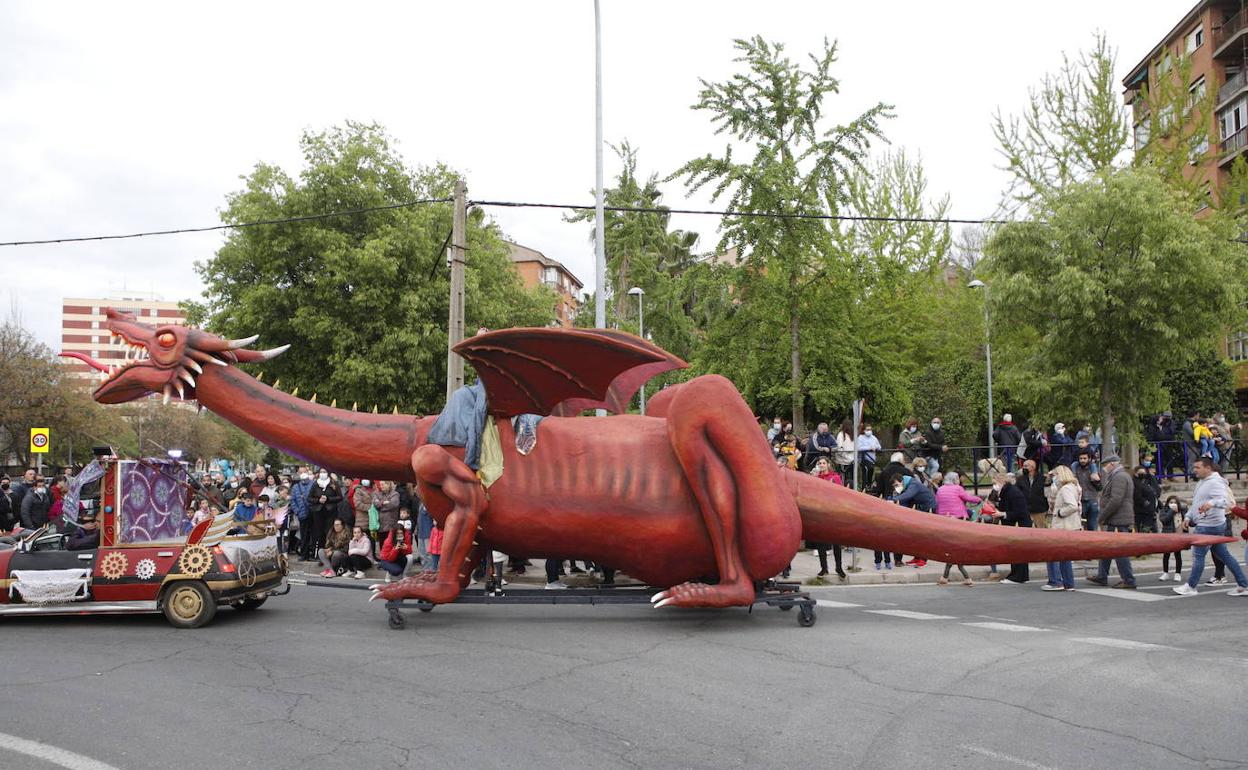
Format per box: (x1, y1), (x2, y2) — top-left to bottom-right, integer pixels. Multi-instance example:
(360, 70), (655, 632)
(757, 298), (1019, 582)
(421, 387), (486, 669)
(1206, 577), (1227, 585)
(1173, 583), (1199, 596)
(1040, 584), (1064, 591)
(1174, 572), (1182, 582)
(1159, 572), (1171, 582)
(355, 570), (366, 579)
(545, 580), (569, 590)
(1228, 586), (1248, 597)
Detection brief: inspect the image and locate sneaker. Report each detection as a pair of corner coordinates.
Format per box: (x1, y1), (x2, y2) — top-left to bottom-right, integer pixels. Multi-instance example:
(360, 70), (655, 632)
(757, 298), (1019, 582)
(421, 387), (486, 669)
(1063, 586), (1076, 591)
(962, 579), (974, 587)
(356, 570), (368, 579)
(999, 578), (1021, 584)
(1174, 572), (1182, 582)
(1159, 572), (1172, 582)
(885, 563), (893, 570)
(937, 577), (949, 586)
(1041, 583), (1064, 591)
(1228, 586), (1248, 597)
(1085, 576), (1108, 586)
(569, 566), (586, 574)
(384, 573), (393, 583)
(1111, 581), (1136, 590)
(874, 563), (883, 571)
(1207, 577), (1227, 585)
(320, 569), (335, 578)
(1173, 583), (1198, 596)
(545, 580), (569, 590)
(987, 573), (1002, 582)
(816, 570), (829, 577)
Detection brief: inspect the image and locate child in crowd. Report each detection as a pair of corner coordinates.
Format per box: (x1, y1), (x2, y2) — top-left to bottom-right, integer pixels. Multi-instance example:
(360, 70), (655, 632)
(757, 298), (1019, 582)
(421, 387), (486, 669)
(428, 521), (443, 571)
(345, 525), (373, 578)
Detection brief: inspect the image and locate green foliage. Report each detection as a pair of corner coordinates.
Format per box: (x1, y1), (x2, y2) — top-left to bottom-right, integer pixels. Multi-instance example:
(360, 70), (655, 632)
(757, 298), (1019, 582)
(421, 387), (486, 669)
(993, 32), (1127, 209)
(983, 165), (1246, 447)
(1163, 346), (1236, 418)
(190, 122), (555, 416)
(910, 359), (988, 446)
(1132, 51), (1217, 200)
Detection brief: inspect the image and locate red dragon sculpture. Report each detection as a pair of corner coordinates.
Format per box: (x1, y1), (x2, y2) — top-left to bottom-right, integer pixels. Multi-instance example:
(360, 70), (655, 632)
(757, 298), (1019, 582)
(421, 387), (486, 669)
(68, 309), (1228, 610)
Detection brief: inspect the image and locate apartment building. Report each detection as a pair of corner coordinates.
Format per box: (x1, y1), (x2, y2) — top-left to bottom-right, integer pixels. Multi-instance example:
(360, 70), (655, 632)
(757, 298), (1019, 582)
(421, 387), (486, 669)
(59, 296), (186, 383)
(1124, 0), (1248, 410)
(506, 241), (584, 328)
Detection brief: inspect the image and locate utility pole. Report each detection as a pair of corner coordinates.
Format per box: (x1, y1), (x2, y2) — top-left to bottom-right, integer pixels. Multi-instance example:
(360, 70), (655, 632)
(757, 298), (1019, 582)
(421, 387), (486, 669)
(446, 179), (467, 401)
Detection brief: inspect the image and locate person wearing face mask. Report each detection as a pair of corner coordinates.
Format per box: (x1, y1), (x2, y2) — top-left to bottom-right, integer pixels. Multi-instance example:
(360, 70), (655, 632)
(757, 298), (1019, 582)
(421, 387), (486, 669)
(19, 477), (53, 530)
(1132, 466), (1159, 533)
(767, 418), (784, 442)
(0, 476), (16, 533)
(856, 424), (882, 489)
(921, 417), (948, 476)
(1085, 455), (1137, 590)
(306, 470), (342, 555)
(994, 472), (1032, 584)
(376, 508), (415, 582)
(352, 478), (375, 539)
(899, 419), (927, 462)
(1157, 495), (1186, 582)
(291, 467), (315, 560)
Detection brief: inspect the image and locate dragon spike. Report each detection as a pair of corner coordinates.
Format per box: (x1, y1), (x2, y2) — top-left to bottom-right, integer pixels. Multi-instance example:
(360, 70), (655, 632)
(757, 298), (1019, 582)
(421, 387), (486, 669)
(392, 405), (399, 414)
(225, 334), (260, 350)
(255, 371), (263, 382)
(255, 345), (289, 361)
(162, 385), (172, 405)
(351, 402), (358, 411)
(290, 387), (299, 398)
(272, 379), (280, 390)
(186, 359), (203, 374)
(330, 399), (337, 408)
(174, 381), (185, 400)
(371, 404), (378, 414)
(178, 370), (196, 388)
(188, 348), (227, 366)
(309, 393), (317, 404)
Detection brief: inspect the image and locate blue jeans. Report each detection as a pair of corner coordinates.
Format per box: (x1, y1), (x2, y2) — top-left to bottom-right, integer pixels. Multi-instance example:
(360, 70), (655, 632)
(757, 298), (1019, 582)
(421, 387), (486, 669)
(1187, 525), (1248, 588)
(1002, 446), (1017, 470)
(1046, 561), (1074, 588)
(1095, 525), (1135, 585)
(377, 559), (406, 577)
(1082, 500), (1099, 531)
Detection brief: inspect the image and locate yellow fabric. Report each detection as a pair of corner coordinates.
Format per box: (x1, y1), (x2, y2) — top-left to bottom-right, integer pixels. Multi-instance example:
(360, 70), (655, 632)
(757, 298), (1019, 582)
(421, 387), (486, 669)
(477, 416), (504, 488)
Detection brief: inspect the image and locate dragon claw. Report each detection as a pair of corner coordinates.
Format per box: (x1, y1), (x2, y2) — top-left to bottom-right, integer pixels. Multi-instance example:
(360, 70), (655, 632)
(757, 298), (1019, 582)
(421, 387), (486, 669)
(650, 590), (667, 604)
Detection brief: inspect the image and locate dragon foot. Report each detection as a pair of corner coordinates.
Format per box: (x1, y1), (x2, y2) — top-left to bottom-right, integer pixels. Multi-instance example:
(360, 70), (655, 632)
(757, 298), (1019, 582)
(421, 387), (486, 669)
(649, 580), (756, 609)
(369, 576), (461, 604)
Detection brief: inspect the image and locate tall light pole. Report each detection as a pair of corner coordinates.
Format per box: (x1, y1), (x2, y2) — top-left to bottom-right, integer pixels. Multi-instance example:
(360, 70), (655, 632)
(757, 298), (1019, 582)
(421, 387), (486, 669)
(593, 0), (607, 418)
(628, 286), (645, 414)
(968, 279), (995, 459)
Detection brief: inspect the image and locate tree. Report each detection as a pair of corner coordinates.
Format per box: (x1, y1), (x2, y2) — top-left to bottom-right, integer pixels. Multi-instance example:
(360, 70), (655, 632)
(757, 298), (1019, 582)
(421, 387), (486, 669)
(671, 36), (891, 433)
(993, 33), (1127, 210)
(983, 166), (1246, 463)
(1162, 346), (1236, 419)
(0, 319), (137, 469)
(188, 122), (555, 416)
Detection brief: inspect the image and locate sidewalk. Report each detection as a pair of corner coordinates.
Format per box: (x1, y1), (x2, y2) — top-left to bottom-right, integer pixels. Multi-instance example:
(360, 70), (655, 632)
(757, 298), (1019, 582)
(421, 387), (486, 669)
(287, 550), (1178, 588)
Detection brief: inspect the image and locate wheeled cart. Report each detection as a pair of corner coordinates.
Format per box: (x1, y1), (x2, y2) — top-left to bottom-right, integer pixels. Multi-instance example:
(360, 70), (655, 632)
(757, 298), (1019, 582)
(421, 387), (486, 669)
(300, 577), (817, 629)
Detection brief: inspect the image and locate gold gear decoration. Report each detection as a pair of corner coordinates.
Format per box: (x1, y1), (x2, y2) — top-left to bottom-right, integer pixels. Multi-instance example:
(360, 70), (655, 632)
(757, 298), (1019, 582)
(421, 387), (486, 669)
(100, 551), (129, 580)
(177, 545), (213, 578)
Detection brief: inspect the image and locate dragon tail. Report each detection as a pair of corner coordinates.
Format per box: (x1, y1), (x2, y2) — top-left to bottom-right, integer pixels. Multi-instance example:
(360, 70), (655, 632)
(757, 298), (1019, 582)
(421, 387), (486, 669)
(789, 471), (1231, 565)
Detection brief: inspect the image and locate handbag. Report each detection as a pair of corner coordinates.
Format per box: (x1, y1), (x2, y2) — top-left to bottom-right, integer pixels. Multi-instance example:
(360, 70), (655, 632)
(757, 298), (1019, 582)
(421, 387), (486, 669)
(368, 504), (380, 531)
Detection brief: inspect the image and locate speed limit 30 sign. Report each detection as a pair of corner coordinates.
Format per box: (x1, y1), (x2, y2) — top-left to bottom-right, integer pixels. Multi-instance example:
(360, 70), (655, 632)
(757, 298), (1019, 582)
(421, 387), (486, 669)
(29, 427), (50, 453)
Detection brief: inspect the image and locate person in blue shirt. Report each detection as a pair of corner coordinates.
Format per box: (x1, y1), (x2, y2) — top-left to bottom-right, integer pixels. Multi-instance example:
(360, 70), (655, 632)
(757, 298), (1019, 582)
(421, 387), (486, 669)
(232, 491), (257, 523)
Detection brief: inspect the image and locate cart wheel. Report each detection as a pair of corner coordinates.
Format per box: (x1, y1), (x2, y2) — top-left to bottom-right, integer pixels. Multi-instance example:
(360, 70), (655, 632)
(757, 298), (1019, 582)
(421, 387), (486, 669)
(778, 601), (794, 611)
(388, 609), (406, 630)
(797, 604), (816, 628)
(417, 602), (434, 613)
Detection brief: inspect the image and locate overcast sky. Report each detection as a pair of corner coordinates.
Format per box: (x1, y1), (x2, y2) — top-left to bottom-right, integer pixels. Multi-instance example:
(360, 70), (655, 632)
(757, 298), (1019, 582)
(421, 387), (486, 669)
(3, 1), (1184, 349)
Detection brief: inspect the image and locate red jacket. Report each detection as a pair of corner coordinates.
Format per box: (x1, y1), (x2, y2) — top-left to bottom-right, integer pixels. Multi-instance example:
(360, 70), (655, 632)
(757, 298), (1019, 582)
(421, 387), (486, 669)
(380, 528), (413, 562)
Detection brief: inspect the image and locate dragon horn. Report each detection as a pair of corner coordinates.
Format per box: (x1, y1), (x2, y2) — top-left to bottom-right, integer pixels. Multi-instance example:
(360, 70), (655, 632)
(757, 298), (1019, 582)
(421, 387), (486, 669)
(225, 334), (259, 349)
(231, 345), (290, 364)
(188, 349), (227, 366)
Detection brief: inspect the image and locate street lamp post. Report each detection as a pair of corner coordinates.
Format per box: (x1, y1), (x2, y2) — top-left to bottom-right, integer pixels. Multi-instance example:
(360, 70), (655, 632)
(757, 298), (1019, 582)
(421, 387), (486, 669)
(628, 286), (646, 414)
(968, 279), (995, 460)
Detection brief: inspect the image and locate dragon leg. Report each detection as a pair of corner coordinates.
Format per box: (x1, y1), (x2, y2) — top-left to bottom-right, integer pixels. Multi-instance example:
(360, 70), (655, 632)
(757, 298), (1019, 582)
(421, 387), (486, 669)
(371, 444), (486, 604)
(651, 375), (802, 609)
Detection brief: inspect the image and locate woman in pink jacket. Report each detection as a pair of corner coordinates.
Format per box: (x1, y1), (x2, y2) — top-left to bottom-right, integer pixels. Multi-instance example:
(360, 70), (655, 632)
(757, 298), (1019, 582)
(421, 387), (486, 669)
(935, 472), (979, 586)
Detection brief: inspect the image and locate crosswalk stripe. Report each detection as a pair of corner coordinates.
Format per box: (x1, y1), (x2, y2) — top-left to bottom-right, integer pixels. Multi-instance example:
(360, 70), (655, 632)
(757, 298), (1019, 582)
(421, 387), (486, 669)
(960, 622), (1049, 632)
(1069, 637), (1174, 651)
(864, 609), (956, 620)
(815, 600), (862, 608)
(1076, 588), (1167, 602)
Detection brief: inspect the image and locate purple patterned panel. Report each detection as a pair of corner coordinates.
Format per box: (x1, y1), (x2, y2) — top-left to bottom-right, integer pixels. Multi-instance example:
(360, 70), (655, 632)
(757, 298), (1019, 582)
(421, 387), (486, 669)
(118, 461), (190, 543)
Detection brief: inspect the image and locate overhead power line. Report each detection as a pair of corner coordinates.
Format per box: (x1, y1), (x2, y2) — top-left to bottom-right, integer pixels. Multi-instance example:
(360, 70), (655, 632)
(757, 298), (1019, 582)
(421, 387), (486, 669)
(0, 196), (1014, 248)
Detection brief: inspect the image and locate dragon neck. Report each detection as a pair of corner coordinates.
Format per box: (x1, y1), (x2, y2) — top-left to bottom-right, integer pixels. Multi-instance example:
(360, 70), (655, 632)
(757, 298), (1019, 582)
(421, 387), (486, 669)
(194, 365), (429, 482)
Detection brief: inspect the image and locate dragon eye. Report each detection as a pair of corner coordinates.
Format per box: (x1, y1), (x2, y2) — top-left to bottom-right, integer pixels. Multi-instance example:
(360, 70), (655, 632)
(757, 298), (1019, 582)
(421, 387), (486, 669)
(157, 332), (176, 347)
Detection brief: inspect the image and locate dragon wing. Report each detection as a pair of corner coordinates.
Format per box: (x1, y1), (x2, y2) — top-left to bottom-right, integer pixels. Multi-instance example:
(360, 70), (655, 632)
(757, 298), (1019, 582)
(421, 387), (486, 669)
(452, 327), (688, 417)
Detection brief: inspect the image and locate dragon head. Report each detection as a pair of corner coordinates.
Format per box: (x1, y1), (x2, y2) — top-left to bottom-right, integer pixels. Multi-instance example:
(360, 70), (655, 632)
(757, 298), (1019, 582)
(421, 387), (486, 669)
(61, 308), (289, 405)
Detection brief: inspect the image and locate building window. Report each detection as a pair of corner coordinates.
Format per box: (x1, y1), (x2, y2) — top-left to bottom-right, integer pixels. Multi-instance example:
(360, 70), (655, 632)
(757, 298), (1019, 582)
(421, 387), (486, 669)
(542, 266), (558, 285)
(1158, 53), (1173, 77)
(1186, 26), (1204, 53)
(1220, 97), (1247, 139)
(1229, 330), (1248, 362)
(1189, 76), (1206, 107)
(1190, 133), (1211, 163)
(1134, 121), (1150, 151)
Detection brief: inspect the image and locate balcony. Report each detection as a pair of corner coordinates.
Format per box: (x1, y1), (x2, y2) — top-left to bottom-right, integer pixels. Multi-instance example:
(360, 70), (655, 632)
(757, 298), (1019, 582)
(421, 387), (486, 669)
(1219, 125), (1248, 165)
(1219, 69), (1248, 107)
(1214, 8), (1248, 58)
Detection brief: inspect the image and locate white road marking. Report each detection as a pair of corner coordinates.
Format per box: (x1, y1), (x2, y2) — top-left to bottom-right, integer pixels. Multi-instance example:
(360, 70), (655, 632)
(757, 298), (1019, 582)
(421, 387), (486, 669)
(961, 744), (1056, 770)
(960, 622), (1049, 633)
(815, 599), (862, 608)
(864, 609), (956, 620)
(0, 732), (121, 770)
(1077, 588), (1167, 602)
(1069, 637), (1175, 651)
(976, 614), (1018, 622)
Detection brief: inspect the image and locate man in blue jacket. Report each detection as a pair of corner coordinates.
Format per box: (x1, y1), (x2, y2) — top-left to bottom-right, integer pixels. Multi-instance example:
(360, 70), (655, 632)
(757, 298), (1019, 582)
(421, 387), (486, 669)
(290, 467), (315, 561)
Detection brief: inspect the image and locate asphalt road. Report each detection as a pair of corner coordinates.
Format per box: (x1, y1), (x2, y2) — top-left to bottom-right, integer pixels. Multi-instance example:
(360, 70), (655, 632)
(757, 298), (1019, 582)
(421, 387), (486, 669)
(1, 572), (1244, 770)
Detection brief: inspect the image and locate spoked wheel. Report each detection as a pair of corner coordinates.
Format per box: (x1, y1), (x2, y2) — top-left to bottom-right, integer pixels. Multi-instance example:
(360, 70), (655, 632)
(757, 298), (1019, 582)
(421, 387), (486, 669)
(162, 581), (217, 629)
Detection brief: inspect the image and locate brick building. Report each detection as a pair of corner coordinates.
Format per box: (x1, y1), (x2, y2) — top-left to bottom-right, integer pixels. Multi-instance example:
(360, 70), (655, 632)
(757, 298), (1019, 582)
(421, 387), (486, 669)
(505, 241), (583, 328)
